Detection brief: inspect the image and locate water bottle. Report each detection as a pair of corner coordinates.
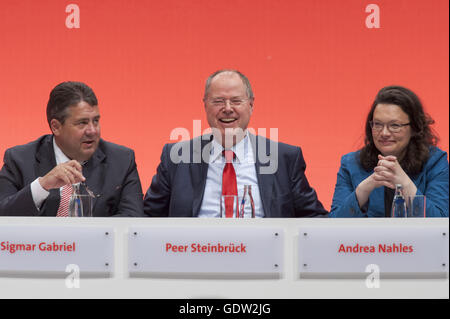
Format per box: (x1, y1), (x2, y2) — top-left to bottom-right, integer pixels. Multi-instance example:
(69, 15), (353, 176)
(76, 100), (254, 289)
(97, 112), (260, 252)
(69, 184), (83, 217)
(391, 184), (407, 218)
(238, 185), (256, 218)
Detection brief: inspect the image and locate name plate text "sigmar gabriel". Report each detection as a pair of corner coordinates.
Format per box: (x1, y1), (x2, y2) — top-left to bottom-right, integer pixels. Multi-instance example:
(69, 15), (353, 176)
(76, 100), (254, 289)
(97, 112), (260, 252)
(0, 225), (114, 277)
(298, 225), (449, 279)
(128, 226), (284, 279)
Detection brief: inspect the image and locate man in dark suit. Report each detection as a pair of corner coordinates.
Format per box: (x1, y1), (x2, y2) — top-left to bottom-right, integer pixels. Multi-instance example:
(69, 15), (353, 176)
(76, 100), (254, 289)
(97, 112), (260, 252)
(143, 70), (327, 217)
(0, 81), (144, 217)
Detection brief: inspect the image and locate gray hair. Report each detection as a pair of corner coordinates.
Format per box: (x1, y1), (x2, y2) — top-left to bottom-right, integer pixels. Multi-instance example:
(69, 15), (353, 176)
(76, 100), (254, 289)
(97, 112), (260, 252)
(203, 69), (254, 101)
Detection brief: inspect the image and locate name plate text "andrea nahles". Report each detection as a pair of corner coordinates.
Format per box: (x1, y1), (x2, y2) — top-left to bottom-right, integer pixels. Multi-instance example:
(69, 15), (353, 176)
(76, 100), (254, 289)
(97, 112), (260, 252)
(128, 226), (284, 279)
(0, 225), (114, 277)
(298, 225), (449, 278)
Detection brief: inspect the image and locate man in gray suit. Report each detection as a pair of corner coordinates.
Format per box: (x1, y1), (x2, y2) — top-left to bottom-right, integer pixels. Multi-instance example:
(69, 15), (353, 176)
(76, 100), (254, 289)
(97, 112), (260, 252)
(0, 81), (144, 217)
(144, 70), (327, 218)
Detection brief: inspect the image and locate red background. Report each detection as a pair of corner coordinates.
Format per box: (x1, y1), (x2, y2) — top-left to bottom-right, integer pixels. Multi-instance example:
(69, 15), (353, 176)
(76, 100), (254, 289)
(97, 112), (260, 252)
(0, 0), (448, 210)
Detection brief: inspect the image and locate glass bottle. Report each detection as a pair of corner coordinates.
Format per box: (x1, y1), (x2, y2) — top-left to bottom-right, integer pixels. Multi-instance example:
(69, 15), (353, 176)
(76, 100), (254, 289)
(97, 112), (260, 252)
(391, 184), (407, 218)
(239, 185), (256, 218)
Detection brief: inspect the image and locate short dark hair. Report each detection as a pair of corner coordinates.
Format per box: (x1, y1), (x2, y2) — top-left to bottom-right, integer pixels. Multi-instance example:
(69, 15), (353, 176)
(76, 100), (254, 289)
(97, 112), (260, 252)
(46, 81), (98, 127)
(360, 85), (439, 175)
(203, 69), (254, 101)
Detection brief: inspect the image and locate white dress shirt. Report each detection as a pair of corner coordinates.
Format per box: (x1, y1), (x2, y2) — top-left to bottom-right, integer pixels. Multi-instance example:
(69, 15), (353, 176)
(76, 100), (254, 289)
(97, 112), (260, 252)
(198, 134), (265, 218)
(30, 137), (71, 209)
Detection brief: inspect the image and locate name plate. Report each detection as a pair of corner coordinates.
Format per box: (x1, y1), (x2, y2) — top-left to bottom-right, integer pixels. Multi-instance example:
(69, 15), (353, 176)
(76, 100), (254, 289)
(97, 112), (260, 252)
(0, 225), (114, 277)
(298, 225), (449, 278)
(128, 226), (283, 279)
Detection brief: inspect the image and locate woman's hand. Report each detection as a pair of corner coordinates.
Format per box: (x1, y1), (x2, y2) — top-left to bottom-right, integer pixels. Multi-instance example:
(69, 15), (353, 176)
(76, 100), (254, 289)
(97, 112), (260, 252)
(355, 154), (417, 208)
(375, 154), (417, 197)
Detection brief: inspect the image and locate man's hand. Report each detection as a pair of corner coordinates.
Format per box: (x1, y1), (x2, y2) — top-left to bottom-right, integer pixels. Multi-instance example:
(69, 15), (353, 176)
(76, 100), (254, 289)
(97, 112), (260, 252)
(38, 160), (85, 191)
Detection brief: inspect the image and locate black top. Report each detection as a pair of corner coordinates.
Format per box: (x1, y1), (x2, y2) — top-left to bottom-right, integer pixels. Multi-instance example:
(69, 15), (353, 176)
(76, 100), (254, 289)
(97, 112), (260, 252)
(384, 187), (395, 217)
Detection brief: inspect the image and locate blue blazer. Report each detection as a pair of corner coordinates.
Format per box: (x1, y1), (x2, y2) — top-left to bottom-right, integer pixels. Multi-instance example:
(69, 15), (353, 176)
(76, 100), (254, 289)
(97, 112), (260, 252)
(329, 147), (449, 217)
(143, 134), (328, 217)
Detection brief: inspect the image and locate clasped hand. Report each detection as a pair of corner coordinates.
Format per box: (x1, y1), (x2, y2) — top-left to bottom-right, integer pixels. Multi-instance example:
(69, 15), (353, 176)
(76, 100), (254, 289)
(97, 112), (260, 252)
(371, 155), (410, 189)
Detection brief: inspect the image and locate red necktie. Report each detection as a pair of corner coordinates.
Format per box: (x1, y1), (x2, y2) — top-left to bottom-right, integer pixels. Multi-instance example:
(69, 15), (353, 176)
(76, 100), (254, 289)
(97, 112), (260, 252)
(222, 150), (238, 218)
(56, 184), (72, 217)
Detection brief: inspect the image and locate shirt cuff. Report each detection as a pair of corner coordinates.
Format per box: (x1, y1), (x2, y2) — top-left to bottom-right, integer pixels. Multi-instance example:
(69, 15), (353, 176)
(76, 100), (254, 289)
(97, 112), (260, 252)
(30, 178), (50, 210)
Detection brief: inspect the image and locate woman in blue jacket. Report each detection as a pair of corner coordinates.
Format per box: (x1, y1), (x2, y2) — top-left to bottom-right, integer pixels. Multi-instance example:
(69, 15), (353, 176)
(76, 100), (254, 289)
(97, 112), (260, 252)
(330, 86), (448, 218)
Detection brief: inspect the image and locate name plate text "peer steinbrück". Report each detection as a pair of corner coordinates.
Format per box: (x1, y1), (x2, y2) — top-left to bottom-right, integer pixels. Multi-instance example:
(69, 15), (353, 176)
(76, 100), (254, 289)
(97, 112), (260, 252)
(128, 226), (284, 279)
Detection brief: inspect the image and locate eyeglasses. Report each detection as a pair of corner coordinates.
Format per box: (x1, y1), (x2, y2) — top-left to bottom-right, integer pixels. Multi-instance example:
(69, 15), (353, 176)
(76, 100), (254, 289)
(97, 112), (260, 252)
(370, 121), (410, 133)
(207, 97), (249, 107)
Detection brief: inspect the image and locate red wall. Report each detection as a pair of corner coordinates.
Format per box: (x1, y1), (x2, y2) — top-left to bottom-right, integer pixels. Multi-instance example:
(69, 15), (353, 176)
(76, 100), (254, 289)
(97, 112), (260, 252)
(0, 0), (448, 210)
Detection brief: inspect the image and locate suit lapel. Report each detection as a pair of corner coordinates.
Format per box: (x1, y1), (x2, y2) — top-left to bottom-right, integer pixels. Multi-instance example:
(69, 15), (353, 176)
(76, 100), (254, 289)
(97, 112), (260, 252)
(191, 135), (212, 217)
(35, 135), (59, 216)
(35, 135), (57, 180)
(82, 144), (106, 213)
(250, 134), (275, 217)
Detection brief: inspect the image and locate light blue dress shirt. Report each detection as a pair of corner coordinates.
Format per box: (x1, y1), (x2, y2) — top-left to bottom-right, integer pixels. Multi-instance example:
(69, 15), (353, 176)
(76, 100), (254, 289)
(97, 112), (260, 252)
(198, 134), (265, 218)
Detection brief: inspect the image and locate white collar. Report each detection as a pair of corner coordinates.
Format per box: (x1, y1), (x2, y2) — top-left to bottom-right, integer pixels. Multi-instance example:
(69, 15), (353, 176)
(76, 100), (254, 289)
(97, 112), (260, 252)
(53, 137), (71, 165)
(210, 133), (253, 164)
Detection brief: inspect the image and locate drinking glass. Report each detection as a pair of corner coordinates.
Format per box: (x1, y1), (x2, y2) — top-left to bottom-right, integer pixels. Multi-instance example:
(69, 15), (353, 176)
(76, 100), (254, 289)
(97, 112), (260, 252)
(220, 195), (238, 218)
(69, 183), (94, 217)
(406, 195), (426, 218)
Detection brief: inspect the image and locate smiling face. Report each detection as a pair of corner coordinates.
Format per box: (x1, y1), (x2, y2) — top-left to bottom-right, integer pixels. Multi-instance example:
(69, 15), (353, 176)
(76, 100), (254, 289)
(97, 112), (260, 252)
(51, 101), (101, 162)
(372, 103), (412, 159)
(204, 72), (253, 147)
